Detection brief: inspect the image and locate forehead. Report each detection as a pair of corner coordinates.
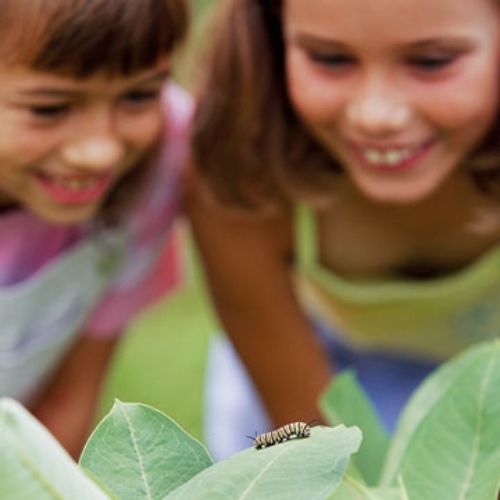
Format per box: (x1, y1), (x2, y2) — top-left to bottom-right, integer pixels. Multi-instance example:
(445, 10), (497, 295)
(284, 0), (500, 44)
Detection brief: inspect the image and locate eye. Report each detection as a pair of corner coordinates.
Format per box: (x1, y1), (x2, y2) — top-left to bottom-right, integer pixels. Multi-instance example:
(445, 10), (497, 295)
(122, 89), (162, 106)
(308, 52), (355, 69)
(407, 54), (456, 73)
(29, 104), (70, 119)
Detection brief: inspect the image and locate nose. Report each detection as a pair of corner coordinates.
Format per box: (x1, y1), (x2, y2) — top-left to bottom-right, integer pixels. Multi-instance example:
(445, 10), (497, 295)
(61, 109), (125, 171)
(346, 76), (410, 138)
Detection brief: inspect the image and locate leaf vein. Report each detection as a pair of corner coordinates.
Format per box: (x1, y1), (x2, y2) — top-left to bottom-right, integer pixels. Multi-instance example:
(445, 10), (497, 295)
(457, 352), (495, 500)
(122, 407), (153, 500)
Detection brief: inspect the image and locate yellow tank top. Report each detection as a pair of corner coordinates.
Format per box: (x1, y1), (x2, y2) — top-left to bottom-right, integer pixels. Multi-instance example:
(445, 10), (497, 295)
(295, 205), (500, 362)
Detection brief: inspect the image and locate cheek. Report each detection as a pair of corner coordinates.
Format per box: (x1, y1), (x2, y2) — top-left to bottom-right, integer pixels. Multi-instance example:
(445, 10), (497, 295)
(464, 66), (500, 133)
(0, 132), (57, 163)
(419, 62), (499, 138)
(0, 113), (61, 162)
(123, 109), (164, 148)
(286, 50), (345, 127)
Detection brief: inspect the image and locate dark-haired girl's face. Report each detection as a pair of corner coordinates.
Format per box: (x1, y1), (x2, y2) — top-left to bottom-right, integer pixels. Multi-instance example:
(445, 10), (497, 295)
(284, 0), (500, 205)
(0, 57), (171, 224)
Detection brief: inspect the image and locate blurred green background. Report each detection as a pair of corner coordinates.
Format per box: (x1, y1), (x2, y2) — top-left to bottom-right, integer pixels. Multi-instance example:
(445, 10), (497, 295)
(99, 0), (218, 443)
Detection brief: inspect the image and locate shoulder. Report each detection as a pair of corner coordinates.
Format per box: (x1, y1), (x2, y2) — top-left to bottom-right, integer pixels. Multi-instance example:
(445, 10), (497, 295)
(184, 161), (295, 257)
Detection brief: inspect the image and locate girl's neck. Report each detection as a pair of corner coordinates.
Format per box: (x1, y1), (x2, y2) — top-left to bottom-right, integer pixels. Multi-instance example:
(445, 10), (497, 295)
(318, 171), (500, 282)
(340, 170), (486, 229)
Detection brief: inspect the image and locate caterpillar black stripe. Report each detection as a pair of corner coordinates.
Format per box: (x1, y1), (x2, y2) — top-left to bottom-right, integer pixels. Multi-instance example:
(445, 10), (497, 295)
(253, 421), (311, 449)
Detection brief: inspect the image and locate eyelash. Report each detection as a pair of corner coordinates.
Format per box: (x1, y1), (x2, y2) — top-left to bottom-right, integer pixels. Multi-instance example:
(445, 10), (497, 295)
(27, 89), (161, 120)
(407, 55), (456, 72)
(308, 51), (457, 74)
(122, 89), (162, 105)
(29, 104), (69, 119)
(309, 52), (354, 69)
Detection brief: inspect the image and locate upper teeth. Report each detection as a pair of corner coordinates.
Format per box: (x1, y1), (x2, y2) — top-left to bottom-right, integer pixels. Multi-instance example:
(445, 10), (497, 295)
(362, 147), (419, 166)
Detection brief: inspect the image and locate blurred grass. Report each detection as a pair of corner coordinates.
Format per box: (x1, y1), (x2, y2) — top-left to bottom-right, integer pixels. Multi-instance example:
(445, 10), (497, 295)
(98, 0), (218, 443)
(99, 247), (217, 442)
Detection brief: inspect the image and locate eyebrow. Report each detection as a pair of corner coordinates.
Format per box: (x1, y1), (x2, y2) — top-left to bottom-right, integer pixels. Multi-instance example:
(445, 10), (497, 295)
(404, 38), (476, 51)
(289, 33), (349, 50)
(290, 32), (476, 51)
(18, 88), (80, 98)
(18, 69), (171, 98)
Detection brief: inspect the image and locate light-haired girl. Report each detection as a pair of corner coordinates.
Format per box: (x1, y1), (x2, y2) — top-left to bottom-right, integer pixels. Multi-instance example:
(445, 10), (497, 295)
(0, 0), (191, 458)
(187, 0), (500, 459)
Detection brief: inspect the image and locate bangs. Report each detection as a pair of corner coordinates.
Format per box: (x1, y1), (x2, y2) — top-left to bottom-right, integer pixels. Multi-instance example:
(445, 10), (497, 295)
(0, 0), (188, 76)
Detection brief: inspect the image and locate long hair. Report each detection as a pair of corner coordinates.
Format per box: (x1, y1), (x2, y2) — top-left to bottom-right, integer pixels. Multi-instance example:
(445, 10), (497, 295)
(193, 0), (500, 208)
(0, 0), (189, 224)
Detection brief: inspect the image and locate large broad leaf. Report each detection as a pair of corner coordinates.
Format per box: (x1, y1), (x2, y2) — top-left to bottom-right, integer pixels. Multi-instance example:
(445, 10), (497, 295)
(164, 424), (362, 500)
(325, 463), (407, 500)
(80, 401), (212, 500)
(327, 481), (407, 500)
(381, 340), (500, 500)
(0, 398), (110, 500)
(320, 370), (390, 486)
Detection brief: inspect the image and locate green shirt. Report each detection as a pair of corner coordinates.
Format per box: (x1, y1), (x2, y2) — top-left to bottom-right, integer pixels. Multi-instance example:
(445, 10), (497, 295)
(295, 205), (500, 362)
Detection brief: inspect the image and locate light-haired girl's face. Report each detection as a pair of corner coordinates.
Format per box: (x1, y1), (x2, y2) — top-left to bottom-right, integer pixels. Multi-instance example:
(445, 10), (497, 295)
(284, 0), (500, 205)
(0, 58), (170, 224)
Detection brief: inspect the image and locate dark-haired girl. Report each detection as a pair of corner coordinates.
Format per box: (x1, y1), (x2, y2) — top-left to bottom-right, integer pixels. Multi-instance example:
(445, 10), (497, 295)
(0, 0), (190, 458)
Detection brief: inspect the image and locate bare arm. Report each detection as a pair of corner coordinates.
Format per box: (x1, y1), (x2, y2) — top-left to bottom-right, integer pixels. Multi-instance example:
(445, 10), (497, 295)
(29, 334), (119, 460)
(184, 168), (332, 428)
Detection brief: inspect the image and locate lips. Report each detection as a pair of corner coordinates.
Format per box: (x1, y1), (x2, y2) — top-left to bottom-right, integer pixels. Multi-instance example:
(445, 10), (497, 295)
(34, 172), (114, 205)
(349, 139), (435, 171)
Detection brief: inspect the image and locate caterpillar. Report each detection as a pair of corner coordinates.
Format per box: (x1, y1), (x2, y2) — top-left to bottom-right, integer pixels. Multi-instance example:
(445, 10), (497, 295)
(253, 421), (311, 449)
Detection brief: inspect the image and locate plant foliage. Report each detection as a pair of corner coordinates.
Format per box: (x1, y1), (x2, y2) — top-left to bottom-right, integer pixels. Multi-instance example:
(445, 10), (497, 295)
(0, 340), (499, 499)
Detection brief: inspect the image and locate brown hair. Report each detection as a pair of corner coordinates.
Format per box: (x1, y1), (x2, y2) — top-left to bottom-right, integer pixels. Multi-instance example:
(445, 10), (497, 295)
(193, 0), (500, 207)
(0, 0), (189, 224)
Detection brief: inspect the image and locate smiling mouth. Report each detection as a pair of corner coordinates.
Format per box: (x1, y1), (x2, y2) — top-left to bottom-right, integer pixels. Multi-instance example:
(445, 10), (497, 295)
(35, 172), (114, 205)
(351, 140), (435, 170)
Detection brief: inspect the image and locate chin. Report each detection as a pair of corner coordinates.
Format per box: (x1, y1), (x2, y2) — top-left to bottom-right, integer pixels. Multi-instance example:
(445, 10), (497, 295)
(32, 204), (100, 226)
(355, 180), (441, 206)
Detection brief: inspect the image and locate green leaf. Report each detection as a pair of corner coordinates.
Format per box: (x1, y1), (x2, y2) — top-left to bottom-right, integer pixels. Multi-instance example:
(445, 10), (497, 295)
(381, 340), (500, 500)
(164, 424), (362, 500)
(327, 471), (409, 500)
(327, 480), (406, 500)
(80, 401), (212, 500)
(0, 398), (110, 500)
(320, 370), (390, 486)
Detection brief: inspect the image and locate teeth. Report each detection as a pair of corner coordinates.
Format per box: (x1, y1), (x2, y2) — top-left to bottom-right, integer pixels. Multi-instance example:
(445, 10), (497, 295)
(361, 147), (419, 167)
